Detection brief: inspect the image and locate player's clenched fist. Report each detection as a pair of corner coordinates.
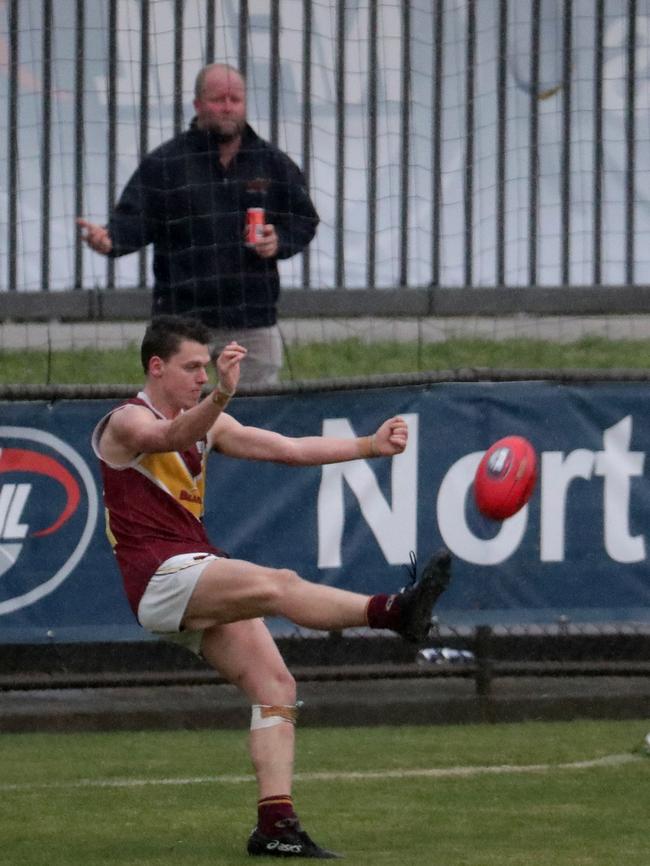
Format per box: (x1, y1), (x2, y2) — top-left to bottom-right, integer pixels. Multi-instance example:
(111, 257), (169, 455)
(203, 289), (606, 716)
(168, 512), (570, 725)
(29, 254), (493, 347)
(373, 416), (408, 456)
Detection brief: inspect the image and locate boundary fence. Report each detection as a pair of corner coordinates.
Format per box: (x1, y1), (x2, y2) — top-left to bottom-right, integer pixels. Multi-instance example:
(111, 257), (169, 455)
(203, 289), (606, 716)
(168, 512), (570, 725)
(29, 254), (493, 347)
(4, 2), (650, 294)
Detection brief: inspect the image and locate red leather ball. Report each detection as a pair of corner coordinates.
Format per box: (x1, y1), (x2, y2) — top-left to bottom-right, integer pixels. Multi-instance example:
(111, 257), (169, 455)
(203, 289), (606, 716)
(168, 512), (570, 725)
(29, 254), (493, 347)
(474, 436), (538, 520)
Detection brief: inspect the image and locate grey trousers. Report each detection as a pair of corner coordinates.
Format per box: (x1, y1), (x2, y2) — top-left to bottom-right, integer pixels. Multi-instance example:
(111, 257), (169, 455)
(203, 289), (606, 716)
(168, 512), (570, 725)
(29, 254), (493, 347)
(210, 324), (283, 386)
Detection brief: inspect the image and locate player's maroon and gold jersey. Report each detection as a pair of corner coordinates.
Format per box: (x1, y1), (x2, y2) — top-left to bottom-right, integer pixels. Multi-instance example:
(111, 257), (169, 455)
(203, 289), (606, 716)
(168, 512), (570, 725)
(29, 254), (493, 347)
(91, 393), (225, 614)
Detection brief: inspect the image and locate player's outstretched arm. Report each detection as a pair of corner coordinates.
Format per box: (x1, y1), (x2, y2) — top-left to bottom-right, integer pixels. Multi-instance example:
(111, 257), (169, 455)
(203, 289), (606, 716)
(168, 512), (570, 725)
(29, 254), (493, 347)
(211, 414), (409, 465)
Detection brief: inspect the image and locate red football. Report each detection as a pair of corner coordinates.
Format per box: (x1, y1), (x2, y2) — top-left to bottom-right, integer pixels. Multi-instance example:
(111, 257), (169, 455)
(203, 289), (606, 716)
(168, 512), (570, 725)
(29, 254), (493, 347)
(473, 435), (537, 520)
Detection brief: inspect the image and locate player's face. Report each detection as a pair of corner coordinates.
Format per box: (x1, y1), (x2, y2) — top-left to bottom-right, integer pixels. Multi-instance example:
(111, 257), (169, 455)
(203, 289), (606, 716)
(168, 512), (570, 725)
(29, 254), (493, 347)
(194, 69), (247, 141)
(158, 340), (211, 410)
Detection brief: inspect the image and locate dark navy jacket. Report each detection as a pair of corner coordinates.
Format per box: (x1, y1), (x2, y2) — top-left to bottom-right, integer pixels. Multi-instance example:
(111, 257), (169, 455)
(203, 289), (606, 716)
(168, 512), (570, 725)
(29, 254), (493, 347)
(108, 122), (319, 329)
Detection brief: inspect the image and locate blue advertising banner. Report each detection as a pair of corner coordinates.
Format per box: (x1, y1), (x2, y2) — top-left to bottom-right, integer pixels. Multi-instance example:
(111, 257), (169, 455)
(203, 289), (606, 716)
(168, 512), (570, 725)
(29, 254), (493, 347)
(1, 381), (650, 643)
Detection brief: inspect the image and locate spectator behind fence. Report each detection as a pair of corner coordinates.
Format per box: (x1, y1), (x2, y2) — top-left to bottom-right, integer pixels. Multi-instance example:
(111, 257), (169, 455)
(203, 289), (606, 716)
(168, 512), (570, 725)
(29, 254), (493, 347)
(78, 63), (319, 386)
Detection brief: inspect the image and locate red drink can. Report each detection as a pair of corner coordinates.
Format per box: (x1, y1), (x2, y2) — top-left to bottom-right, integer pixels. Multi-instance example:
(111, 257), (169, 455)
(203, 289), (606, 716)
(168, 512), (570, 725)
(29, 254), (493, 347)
(246, 207), (265, 246)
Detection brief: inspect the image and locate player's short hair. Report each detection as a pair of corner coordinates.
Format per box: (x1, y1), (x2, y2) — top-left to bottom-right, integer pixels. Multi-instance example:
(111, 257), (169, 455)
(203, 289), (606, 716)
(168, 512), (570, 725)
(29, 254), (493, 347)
(141, 315), (212, 372)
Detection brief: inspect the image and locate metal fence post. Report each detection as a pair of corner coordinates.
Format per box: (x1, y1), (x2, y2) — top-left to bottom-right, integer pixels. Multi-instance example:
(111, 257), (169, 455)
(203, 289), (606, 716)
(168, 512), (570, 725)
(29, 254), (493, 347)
(474, 624), (493, 699)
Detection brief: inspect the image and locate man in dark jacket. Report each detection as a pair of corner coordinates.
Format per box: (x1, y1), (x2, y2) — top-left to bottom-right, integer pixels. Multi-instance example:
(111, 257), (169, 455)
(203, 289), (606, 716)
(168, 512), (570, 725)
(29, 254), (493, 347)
(78, 63), (319, 385)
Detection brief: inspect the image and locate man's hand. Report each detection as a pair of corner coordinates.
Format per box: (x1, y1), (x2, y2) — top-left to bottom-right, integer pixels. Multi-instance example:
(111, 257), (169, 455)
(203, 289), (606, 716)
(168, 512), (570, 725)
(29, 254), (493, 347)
(77, 218), (113, 254)
(373, 416), (409, 456)
(253, 224), (279, 259)
(215, 341), (247, 395)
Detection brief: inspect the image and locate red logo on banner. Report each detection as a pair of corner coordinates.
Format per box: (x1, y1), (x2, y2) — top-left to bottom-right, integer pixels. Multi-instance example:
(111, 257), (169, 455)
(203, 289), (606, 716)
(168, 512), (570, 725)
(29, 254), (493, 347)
(0, 427), (98, 615)
(0, 448), (81, 537)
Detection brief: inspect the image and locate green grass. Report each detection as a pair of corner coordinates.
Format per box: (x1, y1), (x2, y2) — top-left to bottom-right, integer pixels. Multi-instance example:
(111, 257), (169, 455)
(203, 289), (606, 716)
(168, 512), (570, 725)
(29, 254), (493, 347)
(3, 336), (650, 385)
(0, 346), (145, 386)
(0, 720), (648, 865)
(284, 335), (650, 379)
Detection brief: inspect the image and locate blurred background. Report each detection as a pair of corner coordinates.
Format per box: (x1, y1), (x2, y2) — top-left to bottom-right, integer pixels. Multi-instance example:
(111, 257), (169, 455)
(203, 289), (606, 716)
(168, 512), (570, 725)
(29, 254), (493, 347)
(4, 0), (650, 357)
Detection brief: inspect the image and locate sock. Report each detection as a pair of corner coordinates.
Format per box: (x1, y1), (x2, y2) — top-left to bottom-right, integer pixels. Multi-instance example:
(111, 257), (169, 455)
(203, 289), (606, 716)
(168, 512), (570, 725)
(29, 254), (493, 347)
(257, 795), (299, 836)
(366, 593), (402, 631)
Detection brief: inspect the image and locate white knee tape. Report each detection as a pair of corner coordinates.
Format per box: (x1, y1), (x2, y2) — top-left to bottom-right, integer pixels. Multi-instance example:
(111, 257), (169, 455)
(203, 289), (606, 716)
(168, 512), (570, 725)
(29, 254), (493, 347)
(251, 703), (301, 731)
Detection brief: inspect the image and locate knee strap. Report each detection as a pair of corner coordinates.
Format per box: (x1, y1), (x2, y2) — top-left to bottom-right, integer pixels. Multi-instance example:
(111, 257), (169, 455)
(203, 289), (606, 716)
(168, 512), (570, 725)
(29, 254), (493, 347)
(251, 703), (301, 730)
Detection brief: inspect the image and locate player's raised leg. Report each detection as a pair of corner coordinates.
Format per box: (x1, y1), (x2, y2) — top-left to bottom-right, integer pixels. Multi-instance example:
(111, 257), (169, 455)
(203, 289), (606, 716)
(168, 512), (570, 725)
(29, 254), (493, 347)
(182, 550), (452, 645)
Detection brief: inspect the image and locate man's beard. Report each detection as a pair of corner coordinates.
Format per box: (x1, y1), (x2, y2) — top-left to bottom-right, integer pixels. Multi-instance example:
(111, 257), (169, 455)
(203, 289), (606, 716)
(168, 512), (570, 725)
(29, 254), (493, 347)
(203, 117), (246, 141)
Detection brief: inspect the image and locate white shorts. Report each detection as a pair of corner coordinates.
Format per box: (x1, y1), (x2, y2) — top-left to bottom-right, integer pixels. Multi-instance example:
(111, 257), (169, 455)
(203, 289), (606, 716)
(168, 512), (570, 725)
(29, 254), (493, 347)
(137, 553), (219, 650)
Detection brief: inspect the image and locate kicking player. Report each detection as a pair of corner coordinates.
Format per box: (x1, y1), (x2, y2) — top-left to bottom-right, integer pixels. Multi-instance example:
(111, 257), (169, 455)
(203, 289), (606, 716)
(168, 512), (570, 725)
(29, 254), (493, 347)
(91, 314), (451, 859)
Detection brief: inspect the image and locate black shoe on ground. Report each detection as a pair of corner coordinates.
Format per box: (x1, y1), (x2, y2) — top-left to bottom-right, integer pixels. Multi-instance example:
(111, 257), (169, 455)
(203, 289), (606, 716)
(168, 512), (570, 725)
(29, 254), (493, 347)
(395, 549), (452, 644)
(247, 826), (343, 859)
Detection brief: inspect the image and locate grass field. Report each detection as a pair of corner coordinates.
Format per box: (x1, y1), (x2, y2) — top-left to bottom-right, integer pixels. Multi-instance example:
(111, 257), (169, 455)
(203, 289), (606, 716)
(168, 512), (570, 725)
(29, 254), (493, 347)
(1, 720), (648, 865)
(4, 335), (650, 385)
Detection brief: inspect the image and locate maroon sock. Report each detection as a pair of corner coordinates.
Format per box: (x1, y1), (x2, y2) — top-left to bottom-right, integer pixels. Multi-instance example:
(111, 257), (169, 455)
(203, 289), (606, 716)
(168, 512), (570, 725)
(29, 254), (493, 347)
(366, 593), (402, 631)
(257, 795), (299, 836)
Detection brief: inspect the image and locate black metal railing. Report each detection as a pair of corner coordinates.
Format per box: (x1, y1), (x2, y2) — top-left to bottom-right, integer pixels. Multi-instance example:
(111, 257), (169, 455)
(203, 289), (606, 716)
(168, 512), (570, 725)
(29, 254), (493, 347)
(2, 1), (650, 297)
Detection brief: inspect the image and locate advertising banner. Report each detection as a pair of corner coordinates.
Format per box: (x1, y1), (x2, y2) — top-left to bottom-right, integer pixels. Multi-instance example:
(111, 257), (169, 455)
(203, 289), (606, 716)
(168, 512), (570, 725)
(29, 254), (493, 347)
(1, 381), (650, 643)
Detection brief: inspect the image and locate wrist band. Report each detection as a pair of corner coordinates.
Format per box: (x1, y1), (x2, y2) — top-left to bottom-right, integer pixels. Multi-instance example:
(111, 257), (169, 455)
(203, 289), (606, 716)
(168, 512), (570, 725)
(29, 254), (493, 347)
(359, 434), (379, 458)
(216, 381), (235, 397)
(212, 385), (233, 407)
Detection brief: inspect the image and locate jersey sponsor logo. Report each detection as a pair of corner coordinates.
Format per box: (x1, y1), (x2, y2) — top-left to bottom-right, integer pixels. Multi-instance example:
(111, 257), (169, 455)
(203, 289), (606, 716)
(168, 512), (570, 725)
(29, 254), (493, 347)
(0, 427), (98, 615)
(179, 488), (202, 505)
